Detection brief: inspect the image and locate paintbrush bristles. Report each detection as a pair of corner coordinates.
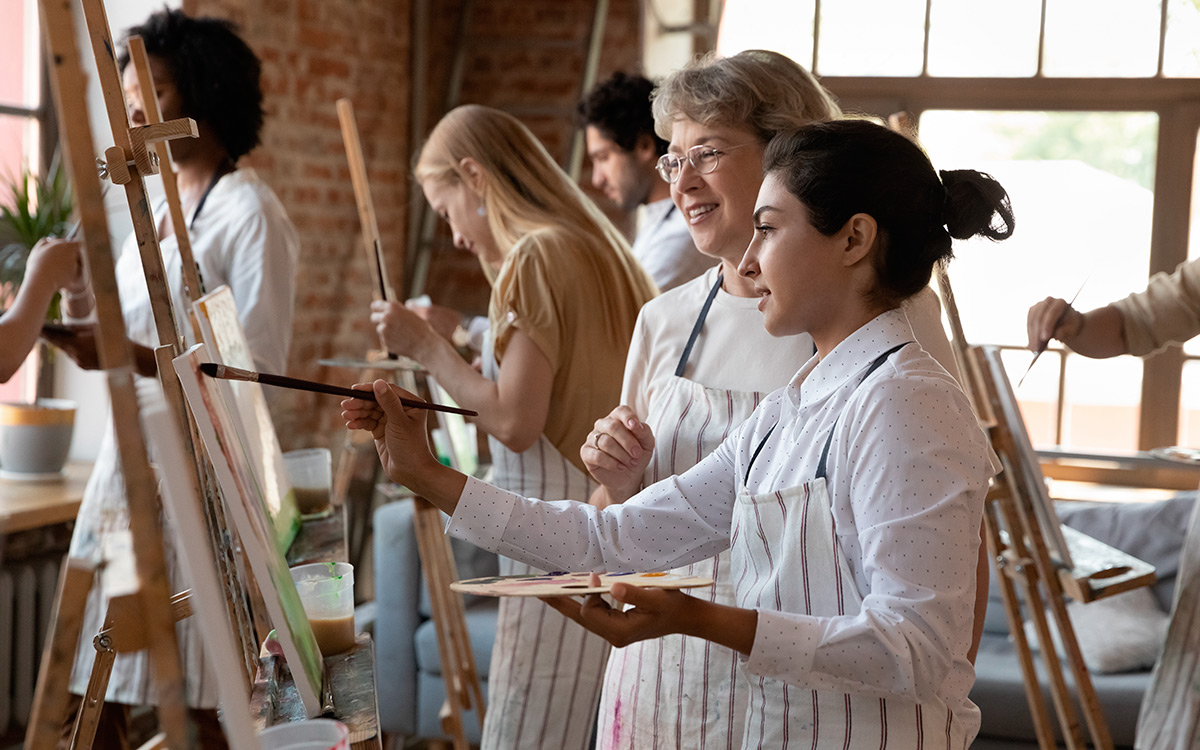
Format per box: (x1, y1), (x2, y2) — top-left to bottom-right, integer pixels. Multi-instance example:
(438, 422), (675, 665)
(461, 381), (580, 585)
(198, 362), (256, 382)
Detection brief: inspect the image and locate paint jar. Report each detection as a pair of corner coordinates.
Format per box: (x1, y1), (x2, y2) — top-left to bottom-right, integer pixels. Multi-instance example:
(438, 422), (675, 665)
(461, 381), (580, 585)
(282, 447), (332, 517)
(290, 561), (356, 656)
(259, 718), (350, 750)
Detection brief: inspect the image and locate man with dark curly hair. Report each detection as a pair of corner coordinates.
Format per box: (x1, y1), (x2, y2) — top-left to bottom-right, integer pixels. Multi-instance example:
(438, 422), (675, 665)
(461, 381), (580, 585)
(49, 9), (297, 748)
(578, 72), (712, 291)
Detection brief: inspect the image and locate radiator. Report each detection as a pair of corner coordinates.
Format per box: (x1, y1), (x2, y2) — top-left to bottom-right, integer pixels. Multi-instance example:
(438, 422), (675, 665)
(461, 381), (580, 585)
(0, 555), (64, 735)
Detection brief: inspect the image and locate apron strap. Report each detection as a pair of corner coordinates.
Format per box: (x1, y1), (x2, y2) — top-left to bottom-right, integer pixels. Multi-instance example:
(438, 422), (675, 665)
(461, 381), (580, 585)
(744, 422), (778, 485)
(815, 341), (912, 481)
(674, 271), (725, 377)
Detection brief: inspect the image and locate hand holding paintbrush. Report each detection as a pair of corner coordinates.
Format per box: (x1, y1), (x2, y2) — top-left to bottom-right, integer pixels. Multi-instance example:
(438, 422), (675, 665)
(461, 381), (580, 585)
(1019, 276), (1090, 387)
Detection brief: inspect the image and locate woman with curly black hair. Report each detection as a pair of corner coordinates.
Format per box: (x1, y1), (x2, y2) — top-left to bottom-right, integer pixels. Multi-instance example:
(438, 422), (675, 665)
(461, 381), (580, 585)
(49, 9), (297, 748)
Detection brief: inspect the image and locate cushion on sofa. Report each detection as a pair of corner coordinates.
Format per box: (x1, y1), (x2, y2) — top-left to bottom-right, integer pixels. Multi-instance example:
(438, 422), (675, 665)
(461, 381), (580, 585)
(982, 492), (1196, 637)
(1022, 586), (1170, 673)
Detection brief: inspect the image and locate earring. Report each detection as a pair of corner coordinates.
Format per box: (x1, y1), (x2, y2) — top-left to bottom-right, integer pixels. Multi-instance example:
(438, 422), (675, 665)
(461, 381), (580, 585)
(476, 204), (487, 217)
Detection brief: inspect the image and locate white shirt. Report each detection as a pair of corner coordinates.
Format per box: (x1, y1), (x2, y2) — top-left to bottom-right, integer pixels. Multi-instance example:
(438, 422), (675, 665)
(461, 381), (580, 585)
(630, 198), (715, 292)
(449, 308), (994, 734)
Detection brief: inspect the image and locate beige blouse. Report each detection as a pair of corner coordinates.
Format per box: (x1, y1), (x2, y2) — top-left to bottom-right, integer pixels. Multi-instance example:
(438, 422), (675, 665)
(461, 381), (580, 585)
(1112, 257), (1200, 357)
(490, 224), (657, 473)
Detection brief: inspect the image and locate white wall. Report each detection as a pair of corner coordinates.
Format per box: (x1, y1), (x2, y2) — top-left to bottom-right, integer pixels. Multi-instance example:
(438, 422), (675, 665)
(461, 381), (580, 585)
(60, 0), (180, 462)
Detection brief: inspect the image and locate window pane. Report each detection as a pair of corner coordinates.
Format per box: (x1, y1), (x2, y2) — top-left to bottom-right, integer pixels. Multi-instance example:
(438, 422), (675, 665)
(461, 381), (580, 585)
(927, 0), (1042, 77)
(1179, 128), (1200, 355)
(815, 0), (926, 76)
(1180, 361), (1200, 445)
(0, 114), (37, 188)
(0, 0), (39, 108)
(1062, 357), (1143, 451)
(1043, 0), (1161, 77)
(1164, 0), (1200, 77)
(921, 110), (1157, 450)
(999, 350), (1142, 452)
(717, 0), (815, 65)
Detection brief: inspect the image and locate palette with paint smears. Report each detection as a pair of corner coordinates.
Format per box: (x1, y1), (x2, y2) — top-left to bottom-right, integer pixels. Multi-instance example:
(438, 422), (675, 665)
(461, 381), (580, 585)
(449, 571), (715, 597)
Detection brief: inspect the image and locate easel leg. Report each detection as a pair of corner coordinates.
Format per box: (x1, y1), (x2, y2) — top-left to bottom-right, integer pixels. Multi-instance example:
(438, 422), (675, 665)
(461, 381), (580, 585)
(70, 631), (117, 750)
(25, 559), (96, 750)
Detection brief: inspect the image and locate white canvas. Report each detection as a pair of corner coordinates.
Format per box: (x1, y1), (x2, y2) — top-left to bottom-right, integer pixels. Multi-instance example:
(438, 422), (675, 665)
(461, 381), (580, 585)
(139, 380), (262, 748)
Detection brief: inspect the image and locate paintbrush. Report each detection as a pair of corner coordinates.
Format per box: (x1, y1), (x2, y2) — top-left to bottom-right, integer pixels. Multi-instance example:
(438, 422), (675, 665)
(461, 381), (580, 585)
(198, 362), (478, 416)
(372, 238), (401, 362)
(1018, 275), (1091, 388)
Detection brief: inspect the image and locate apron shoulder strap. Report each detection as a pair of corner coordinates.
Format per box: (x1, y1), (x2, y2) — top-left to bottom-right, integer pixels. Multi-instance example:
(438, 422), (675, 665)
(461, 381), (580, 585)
(675, 271), (725, 377)
(815, 341), (912, 480)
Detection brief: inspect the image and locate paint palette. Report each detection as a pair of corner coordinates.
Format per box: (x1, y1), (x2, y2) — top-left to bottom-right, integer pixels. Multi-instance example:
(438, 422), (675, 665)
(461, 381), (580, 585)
(449, 571), (714, 597)
(1150, 446), (1200, 465)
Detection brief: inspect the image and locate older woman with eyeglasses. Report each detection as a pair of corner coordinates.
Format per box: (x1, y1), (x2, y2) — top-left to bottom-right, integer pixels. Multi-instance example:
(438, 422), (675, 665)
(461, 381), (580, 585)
(577, 50), (963, 749)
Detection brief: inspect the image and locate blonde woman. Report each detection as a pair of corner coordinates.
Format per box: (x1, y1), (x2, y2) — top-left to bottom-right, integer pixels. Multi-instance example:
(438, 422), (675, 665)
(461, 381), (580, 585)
(371, 104), (657, 750)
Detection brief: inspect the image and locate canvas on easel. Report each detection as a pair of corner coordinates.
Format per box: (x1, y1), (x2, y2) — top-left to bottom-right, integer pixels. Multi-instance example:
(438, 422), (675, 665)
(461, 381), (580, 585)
(980, 347), (1073, 568)
(140, 381), (259, 750)
(194, 285), (301, 553)
(174, 343), (325, 717)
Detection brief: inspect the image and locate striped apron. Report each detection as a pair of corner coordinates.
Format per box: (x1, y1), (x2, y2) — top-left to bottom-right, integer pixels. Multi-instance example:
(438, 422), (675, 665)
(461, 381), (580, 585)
(733, 343), (968, 749)
(598, 274), (764, 749)
(479, 342), (612, 750)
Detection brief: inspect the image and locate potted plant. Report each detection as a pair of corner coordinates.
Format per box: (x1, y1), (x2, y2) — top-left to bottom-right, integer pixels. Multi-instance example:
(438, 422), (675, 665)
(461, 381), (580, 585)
(0, 157), (78, 479)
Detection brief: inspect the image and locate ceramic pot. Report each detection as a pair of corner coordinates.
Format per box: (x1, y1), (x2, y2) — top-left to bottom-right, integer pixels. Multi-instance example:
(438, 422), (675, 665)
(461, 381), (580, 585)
(0, 398), (76, 479)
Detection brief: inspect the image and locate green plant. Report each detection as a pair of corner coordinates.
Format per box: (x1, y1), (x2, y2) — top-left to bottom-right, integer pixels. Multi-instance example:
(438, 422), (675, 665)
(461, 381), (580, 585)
(0, 156), (75, 320)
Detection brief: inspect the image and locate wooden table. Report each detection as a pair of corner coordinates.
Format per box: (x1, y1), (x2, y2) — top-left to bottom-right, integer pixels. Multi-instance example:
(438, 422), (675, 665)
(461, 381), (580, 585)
(252, 509), (380, 747)
(0, 461), (90, 533)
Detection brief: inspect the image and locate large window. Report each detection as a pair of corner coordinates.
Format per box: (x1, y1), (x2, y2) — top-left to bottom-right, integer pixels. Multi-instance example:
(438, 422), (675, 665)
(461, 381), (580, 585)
(0, 0), (46, 403)
(720, 0), (1200, 454)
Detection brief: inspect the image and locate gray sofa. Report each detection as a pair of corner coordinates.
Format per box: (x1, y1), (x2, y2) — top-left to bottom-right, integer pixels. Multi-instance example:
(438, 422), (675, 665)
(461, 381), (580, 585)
(374, 497), (498, 744)
(374, 490), (1194, 747)
(971, 493), (1195, 749)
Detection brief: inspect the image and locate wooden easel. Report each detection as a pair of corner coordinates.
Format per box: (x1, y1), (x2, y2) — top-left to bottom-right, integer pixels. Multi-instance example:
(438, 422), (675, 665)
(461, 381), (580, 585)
(935, 266), (1157, 750)
(29, 0), (195, 746)
(336, 98), (485, 749)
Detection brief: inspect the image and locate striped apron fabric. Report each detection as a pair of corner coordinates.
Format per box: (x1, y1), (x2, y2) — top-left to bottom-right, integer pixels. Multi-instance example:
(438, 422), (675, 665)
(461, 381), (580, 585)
(731, 344), (969, 750)
(599, 273), (765, 749)
(480, 345), (612, 750)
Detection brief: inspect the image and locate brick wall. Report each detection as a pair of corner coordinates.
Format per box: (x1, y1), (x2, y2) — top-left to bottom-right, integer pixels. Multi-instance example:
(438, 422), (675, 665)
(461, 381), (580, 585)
(185, 0), (411, 448)
(181, 0), (641, 450)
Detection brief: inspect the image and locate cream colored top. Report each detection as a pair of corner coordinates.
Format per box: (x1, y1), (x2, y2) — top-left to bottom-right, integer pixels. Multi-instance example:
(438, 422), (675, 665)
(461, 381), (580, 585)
(1112, 257), (1200, 357)
(490, 224), (657, 473)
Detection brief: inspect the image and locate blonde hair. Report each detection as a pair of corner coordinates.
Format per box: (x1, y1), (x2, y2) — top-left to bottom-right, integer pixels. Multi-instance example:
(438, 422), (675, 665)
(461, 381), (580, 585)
(415, 104), (630, 260)
(652, 49), (841, 143)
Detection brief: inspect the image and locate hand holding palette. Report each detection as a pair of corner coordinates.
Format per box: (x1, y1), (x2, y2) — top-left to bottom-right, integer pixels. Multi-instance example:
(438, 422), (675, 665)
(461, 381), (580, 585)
(450, 571), (714, 597)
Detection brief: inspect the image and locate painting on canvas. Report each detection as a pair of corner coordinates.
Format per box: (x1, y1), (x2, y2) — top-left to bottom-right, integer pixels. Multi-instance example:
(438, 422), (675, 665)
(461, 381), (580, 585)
(173, 343), (324, 717)
(193, 285), (299, 554)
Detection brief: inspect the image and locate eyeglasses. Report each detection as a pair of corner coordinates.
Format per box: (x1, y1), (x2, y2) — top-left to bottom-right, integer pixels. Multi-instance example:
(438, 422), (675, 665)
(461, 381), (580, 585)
(656, 142), (758, 184)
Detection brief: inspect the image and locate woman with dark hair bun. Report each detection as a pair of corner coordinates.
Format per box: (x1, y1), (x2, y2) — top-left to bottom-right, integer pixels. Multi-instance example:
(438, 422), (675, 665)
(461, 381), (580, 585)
(344, 118), (1012, 748)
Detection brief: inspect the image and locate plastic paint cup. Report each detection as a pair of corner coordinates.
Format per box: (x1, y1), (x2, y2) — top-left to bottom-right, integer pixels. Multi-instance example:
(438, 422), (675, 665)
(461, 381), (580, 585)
(258, 718), (350, 749)
(282, 447), (333, 517)
(290, 561), (355, 656)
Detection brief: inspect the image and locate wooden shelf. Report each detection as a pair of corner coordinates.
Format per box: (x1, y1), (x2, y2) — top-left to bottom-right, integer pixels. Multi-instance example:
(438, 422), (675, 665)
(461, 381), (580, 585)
(0, 461), (91, 534)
